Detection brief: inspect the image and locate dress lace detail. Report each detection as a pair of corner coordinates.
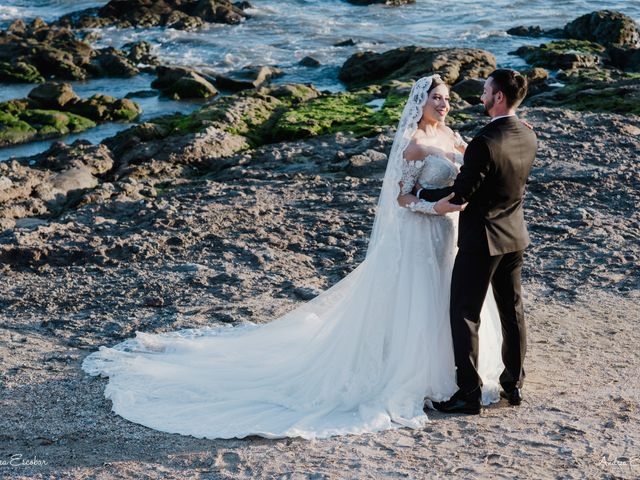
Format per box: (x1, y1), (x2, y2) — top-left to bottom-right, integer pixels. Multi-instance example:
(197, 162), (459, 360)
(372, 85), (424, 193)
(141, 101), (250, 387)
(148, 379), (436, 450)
(399, 147), (465, 215)
(453, 131), (468, 149)
(399, 159), (437, 215)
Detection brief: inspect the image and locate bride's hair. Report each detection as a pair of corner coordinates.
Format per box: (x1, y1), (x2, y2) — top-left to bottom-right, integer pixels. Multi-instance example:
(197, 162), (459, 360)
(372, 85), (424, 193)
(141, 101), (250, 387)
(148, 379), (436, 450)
(426, 75), (446, 94)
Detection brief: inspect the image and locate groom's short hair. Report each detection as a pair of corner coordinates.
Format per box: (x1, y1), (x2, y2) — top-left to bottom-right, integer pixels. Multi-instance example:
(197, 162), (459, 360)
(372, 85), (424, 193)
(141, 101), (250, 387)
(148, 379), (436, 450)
(488, 69), (528, 108)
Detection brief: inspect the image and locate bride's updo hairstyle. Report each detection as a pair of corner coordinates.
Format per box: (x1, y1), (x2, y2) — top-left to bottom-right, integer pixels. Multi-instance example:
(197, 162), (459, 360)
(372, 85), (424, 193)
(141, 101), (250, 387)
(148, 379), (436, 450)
(426, 75), (446, 95)
(488, 69), (528, 108)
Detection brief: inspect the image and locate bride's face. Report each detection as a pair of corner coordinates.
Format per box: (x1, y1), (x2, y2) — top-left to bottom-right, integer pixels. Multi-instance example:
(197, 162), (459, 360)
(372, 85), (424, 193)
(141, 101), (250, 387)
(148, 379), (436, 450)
(422, 84), (450, 123)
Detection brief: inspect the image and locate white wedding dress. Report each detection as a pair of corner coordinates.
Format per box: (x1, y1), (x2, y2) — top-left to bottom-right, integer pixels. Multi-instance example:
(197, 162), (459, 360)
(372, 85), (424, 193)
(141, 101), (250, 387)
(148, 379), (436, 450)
(82, 76), (504, 440)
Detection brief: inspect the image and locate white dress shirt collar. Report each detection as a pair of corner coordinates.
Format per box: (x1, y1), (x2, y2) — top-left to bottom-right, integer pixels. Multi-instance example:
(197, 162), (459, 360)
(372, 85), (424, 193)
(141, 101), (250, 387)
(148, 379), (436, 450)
(491, 114), (516, 123)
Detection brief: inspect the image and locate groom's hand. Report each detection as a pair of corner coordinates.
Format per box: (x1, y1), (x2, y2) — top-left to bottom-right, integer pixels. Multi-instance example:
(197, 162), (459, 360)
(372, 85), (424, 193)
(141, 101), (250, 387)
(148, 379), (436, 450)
(434, 193), (467, 214)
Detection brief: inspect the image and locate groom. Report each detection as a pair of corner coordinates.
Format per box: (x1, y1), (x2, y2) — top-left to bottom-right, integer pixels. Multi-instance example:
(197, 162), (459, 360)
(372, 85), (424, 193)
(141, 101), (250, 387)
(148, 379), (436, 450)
(418, 69), (537, 414)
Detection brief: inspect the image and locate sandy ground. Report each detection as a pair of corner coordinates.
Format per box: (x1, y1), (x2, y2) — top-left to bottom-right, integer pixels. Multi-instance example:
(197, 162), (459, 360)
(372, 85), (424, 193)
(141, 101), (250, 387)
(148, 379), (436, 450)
(1, 288), (638, 479)
(0, 108), (639, 479)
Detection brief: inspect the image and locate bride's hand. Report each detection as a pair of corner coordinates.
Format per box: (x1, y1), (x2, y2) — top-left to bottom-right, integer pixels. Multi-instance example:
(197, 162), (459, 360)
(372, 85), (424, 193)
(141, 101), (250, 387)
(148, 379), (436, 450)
(520, 119), (534, 130)
(434, 193), (467, 215)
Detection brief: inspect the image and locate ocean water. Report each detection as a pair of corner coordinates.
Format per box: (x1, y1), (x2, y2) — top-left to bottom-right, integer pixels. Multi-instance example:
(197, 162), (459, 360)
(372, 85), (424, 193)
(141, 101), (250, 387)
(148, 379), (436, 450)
(0, 0), (638, 159)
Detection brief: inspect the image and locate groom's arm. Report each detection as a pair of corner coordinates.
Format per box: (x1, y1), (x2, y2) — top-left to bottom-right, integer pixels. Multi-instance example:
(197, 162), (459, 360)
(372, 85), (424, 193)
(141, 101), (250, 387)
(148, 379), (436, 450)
(418, 137), (492, 205)
(415, 186), (453, 202)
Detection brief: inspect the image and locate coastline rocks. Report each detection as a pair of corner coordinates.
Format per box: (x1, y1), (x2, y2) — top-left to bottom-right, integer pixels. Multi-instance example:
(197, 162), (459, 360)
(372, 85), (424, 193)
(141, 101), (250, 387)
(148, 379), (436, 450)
(451, 78), (485, 104)
(58, 0), (249, 31)
(0, 141), (114, 223)
(299, 56), (321, 68)
(91, 47), (140, 78)
(513, 40), (607, 70)
(525, 75), (640, 115)
(105, 126), (249, 180)
(151, 66), (218, 99)
(507, 25), (563, 38)
(608, 46), (640, 72)
(564, 10), (640, 49)
(27, 82), (79, 109)
(125, 41), (160, 66)
(522, 67), (550, 97)
(0, 18), (92, 82)
(0, 83), (140, 147)
(338, 46), (496, 87)
(270, 83), (408, 141)
(215, 66), (284, 92)
(508, 10), (639, 49)
(0, 19), (156, 83)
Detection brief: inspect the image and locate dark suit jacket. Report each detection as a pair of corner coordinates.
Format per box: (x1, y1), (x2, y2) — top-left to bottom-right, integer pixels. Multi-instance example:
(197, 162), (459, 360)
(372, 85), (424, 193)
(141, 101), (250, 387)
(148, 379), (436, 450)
(419, 116), (537, 255)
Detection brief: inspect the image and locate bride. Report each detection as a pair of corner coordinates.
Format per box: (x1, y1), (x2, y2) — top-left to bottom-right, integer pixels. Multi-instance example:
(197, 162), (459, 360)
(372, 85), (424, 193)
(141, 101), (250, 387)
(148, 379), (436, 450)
(82, 75), (504, 440)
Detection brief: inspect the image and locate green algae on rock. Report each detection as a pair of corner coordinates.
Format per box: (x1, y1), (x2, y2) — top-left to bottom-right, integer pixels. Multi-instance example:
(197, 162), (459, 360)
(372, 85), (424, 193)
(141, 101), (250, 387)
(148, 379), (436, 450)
(513, 40), (608, 70)
(0, 83), (141, 147)
(270, 86), (407, 140)
(526, 73), (640, 115)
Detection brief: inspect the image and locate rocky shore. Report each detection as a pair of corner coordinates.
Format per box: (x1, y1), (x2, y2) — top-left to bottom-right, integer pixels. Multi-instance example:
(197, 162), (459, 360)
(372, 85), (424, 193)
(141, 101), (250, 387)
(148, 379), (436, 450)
(0, 5), (638, 479)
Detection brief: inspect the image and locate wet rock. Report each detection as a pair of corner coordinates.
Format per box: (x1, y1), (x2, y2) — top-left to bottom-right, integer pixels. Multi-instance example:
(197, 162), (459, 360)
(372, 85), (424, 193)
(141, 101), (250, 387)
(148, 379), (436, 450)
(193, 0), (245, 24)
(526, 76), (640, 115)
(338, 46), (496, 87)
(124, 41), (160, 66)
(152, 66), (218, 99)
(142, 91), (283, 146)
(608, 46), (640, 72)
(258, 84), (322, 103)
(269, 83), (411, 141)
(58, 0), (249, 31)
(92, 47), (140, 77)
(564, 10), (640, 48)
(27, 83), (79, 109)
(215, 66), (284, 91)
(299, 56), (321, 68)
(0, 61), (44, 84)
(512, 40), (607, 70)
(0, 18), (143, 83)
(334, 39), (356, 47)
(164, 10), (205, 30)
(0, 83), (140, 147)
(507, 26), (545, 38)
(523, 67), (550, 97)
(451, 78), (485, 104)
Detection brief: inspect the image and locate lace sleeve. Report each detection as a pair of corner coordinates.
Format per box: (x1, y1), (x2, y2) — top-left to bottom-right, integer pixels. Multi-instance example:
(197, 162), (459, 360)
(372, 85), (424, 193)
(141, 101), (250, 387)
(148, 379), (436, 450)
(453, 131), (468, 149)
(399, 159), (438, 215)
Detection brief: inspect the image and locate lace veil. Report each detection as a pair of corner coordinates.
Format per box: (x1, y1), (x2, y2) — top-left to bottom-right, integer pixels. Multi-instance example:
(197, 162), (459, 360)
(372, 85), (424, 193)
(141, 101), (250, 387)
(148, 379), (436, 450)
(366, 75), (439, 257)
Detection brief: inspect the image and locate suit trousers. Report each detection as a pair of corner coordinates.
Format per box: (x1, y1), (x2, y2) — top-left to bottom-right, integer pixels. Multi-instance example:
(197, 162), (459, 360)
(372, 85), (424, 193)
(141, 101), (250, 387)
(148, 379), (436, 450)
(450, 248), (527, 399)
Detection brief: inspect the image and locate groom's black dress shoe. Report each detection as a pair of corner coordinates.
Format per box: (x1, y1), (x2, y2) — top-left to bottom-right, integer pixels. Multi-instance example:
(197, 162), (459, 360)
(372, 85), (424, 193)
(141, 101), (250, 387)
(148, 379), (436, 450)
(500, 387), (523, 406)
(432, 389), (481, 415)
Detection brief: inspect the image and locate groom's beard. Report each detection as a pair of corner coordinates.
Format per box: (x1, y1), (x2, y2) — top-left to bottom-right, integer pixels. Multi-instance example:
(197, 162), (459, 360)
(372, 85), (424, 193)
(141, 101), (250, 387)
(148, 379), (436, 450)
(483, 97), (495, 116)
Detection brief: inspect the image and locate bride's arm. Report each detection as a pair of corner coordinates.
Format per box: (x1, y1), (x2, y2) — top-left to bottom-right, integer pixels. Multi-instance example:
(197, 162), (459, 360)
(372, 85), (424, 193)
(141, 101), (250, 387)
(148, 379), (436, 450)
(397, 143), (440, 215)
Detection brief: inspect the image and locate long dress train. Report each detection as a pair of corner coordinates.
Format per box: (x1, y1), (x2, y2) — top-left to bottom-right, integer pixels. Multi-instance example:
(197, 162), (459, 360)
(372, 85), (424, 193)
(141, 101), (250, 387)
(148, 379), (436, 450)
(81, 75), (504, 440)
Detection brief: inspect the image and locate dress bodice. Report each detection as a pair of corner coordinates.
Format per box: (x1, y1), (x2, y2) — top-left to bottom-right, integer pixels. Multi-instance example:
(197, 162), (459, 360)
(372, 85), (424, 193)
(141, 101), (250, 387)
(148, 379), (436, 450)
(398, 130), (467, 215)
(399, 152), (463, 197)
(416, 153), (463, 189)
